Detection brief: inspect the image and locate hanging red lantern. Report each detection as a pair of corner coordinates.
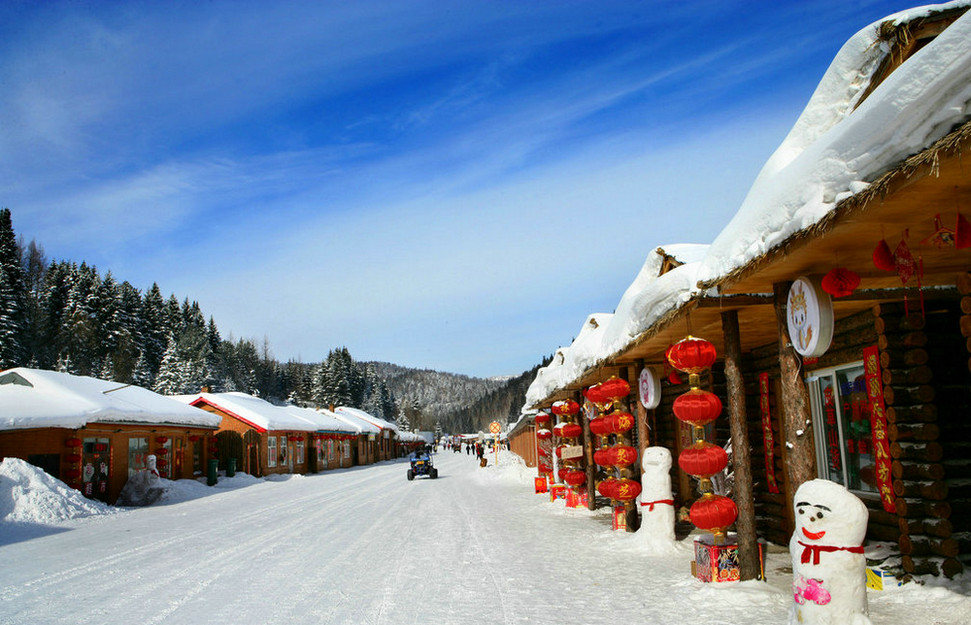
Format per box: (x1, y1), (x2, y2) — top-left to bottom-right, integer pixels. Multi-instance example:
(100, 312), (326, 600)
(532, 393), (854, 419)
(593, 448), (611, 466)
(560, 423), (583, 439)
(667, 336), (717, 374)
(536, 429), (552, 440)
(64, 468), (82, 480)
(188, 435), (200, 442)
(589, 416), (612, 436)
(552, 423), (565, 437)
(65, 453), (81, 464)
(155, 448), (169, 456)
(598, 479), (616, 499)
(539, 447), (550, 458)
(534, 412), (551, 425)
(689, 493), (738, 535)
(672, 389), (722, 426)
(598, 478), (641, 502)
(551, 400), (580, 416)
(821, 267), (860, 298)
(563, 469), (586, 487)
(157, 458), (169, 468)
(558, 467), (569, 482)
(538, 463), (552, 474)
(598, 377), (631, 401)
(594, 445), (638, 467)
(155, 436), (169, 444)
(608, 412), (635, 433)
(583, 385), (609, 406)
(65, 437), (82, 448)
(678, 441), (728, 478)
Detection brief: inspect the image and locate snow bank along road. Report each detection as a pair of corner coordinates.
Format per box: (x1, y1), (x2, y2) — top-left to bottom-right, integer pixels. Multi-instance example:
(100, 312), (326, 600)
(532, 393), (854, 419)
(2, 452), (970, 625)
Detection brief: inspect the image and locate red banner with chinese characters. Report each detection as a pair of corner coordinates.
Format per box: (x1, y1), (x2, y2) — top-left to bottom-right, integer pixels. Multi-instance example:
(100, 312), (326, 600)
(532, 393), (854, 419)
(758, 373), (780, 494)
(863, 345), (896, 513)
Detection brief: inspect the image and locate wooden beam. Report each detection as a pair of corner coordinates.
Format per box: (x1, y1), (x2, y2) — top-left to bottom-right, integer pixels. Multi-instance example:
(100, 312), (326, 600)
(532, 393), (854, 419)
(721, 309), (761, 581)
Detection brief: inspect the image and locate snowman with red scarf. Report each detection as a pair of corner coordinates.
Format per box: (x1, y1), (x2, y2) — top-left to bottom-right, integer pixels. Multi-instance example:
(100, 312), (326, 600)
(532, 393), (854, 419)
(790, 479), (870, 625)
(633, 446), (677, 552)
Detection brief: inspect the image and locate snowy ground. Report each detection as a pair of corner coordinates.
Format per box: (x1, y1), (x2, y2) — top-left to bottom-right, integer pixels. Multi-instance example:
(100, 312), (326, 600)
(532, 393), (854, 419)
(1, 452), (969, 625)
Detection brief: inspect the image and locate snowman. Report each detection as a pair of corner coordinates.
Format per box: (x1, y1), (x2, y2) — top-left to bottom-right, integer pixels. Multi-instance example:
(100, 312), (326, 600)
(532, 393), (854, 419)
(634, 446), (676, 551)
(790, 479), (870, 625)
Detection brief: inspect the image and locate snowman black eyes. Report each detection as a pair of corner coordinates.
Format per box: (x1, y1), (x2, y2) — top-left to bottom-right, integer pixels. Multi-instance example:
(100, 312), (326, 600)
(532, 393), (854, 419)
(798, 508), (805, 515)
(817, 511), (824, 519)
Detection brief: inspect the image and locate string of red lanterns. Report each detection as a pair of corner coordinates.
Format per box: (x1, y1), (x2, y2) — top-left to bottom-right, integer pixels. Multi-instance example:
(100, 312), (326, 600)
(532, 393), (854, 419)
(551, 399), (583, 489)
(667, 335), (737, 544)
(585, 377), (642, 517)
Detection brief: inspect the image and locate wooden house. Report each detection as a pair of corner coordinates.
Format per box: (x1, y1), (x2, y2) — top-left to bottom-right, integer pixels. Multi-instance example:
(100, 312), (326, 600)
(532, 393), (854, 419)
(331, 408), (383, 465)
(523, 4), (971, 578)
(335, 406), (398, 461)
(0, 368), (220, 504)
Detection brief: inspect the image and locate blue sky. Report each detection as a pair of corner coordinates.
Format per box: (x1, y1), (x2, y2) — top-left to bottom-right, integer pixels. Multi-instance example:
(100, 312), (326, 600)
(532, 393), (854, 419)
(0, 0), (924, 377)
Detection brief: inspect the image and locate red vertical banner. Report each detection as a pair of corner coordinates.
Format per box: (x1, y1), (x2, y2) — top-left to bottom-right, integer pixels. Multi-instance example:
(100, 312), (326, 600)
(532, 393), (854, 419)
(863, 345), (896, 513)
(758, 373), (780, 494)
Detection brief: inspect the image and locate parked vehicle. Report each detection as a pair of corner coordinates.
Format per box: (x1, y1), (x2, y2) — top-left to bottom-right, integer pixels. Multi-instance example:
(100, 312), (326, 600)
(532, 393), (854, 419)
(407, 447), (438, 480)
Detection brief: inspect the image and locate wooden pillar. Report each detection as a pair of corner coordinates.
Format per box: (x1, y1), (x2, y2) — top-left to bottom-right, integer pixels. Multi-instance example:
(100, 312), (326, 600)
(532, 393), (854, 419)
(773, 281), (817, 492)
(580, 391), (598, 510)
(621, 366), (639, 532)
(634, 359), (650, 455)
(721, 309), (761, 581)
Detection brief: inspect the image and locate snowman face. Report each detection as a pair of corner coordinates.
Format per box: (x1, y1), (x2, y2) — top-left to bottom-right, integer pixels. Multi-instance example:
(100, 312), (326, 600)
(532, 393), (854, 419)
(793, 479), (868, 545)
(641, 447), (672, 474)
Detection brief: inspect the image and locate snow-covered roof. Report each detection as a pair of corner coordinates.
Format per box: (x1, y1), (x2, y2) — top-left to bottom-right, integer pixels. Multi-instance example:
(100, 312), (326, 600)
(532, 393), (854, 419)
(696, 1), (971, 288)
(281, 404), (359, 434)
(334, 407), (397, 433)
(0, 368), (221, 431)
(524, 2), (971, 411)
(173, 392), (316, 433)
(330, 408), (382, 434)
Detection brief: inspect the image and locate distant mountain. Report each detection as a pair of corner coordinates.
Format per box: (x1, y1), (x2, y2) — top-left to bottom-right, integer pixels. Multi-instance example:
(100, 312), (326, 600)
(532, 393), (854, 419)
(366, 360), (548, 433)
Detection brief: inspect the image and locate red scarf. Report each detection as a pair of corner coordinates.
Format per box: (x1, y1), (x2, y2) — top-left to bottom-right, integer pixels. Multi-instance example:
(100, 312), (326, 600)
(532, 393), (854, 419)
(797, 540), (864, 565)
(640, 499), (674, 511)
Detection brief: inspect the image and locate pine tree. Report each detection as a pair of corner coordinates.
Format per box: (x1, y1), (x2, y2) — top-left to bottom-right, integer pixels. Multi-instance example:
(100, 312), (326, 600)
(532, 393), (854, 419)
(0, 208), (27, 367)
(140, 284), (167, 378)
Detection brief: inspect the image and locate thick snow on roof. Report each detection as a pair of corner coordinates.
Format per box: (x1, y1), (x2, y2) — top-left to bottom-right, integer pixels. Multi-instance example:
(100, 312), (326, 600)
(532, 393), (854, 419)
(282, 405), (359, 434)
(0, 368), (221, 431)
(335, 406), (397, 432)
(524, 2), (971, 410)
(696, 1), (971, 285)
(524, 246), (707, 408)
(174, 392), (315, 433)
(331, 408), (382, 434)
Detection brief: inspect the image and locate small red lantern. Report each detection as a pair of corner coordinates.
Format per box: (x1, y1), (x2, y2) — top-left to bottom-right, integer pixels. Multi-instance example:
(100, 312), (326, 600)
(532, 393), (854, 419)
(678, 441), (728, 478)
(188, 435), (200, 442)
(821, 267), (860, 298)
(597, 377), (631, 401)
(65, 437), (82, 448)
(872, 239), (896, 271)
(563, 469), (586, 487)
(689, 493), (738, 535)
(583, 385), (609, 406)
(155, 448), (169, 456)
(598, 478), (641, 502)
(65, 453), (81, 464)
(598, 479), (616, 499)
(559, 423), (582, 439)
(551, 399), (580, 416)
(558, 467), (569, 482)
(589, 416), (612, 436)
(538, 463), (552, 474)
(536, 429), (552, 440)
(667, 336), (717, 374)
(608, 412), (635, 433)
(594, 446), (637, 467)
(156, 458), (169, 468)
(534, 412), (551, 425)
(672, 389), (722, 427)
(155, 436), (169, 444)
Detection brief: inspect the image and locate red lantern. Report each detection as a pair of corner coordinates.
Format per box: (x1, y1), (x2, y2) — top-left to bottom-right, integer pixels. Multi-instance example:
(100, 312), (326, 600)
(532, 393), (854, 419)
(678, 441), (728, 478)
(539, 447), (550, 457)
(558, 467), (569, 482)
(672, 389), (722, 427)
(598, 479), (616, 499)
(594, 446), (637, 467)
(155, 448), (169, 456)
(872, 239), (896, 271)
(156, 458), (169, 468)
(667, 336), (717, 374)
(821, 267), (860, 298)
(64, 468), (82, 480)
(560, 423), (582, 439)
(583, 385), (609, 406)
(597, 478), (641, 502)
(609, 412), (635, 433)
(188, 435), (200, 442)
(551, 400), (580, 416)
(689, 493), (738, 534)
(65, 437), (82, 448)
(538, 463), (552, 474)
(534, 412), (551, 425)
(536, 429), (552, 440)
(155, 436), (169, 444)
(552, 423), (565, 437)
(563, 469), (586, 487)
(598, 377), (631, 401)
(589, 416), (612, 436)
(65, 453), (81, 464)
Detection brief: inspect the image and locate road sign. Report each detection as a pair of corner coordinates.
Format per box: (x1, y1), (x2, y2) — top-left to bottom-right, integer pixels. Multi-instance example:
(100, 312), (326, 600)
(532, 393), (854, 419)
(489, 421), (501, 434)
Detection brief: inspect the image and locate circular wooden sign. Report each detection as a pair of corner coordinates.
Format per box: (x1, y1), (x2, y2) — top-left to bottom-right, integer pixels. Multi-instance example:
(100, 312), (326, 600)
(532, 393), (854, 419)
(639, 367), (661, 409)
(786, 275), (834, 358)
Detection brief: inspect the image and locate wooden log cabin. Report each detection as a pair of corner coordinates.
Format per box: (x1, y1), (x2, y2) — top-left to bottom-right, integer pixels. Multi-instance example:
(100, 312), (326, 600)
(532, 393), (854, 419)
(523, 4), (971, 577)
(0, 368), (221, 504)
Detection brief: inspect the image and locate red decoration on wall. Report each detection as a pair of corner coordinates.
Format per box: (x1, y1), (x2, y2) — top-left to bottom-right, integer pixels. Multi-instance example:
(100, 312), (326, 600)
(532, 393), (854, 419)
(821, 267), (860, 298)
(757, 373), (780, 494)
(872, 239), (895, 271)
(863, 345), (896, 513)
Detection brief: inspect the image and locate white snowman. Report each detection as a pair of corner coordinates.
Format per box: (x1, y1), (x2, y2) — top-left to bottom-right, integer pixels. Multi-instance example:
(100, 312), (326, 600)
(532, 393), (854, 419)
(634, 446), (676, 551)
(790, 479), (870, 625)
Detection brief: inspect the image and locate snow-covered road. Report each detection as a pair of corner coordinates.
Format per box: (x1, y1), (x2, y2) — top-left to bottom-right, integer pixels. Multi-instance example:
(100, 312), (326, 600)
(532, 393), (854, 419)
(2, 451), (970, 625)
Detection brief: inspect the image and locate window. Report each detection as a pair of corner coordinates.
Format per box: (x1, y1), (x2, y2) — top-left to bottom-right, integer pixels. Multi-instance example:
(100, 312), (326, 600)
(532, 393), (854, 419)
(267, 436), (277, 468)
(806, 362), (876, 495)
(128, 438), (149, 478)
(296, 440), (305, 464)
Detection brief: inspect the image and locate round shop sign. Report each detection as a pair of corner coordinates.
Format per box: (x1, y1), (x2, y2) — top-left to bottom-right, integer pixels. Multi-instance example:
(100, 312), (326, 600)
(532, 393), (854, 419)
(638, 367), (661, 410)
(786, 275), (834, 358)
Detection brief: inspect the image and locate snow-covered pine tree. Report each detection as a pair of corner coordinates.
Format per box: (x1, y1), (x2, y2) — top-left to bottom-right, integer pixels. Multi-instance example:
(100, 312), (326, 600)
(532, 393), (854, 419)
(0, 208), (27, 367)
(140, 284), (167, 378)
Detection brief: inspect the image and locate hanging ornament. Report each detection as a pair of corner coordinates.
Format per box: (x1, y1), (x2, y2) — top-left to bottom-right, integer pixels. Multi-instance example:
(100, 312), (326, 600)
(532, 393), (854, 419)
(957, 213), (971, 249)
(872, 239), (896, 271)
(821, 267), (860, 298)
(894, 233), (915, 285)
(920, 213), (955, 249)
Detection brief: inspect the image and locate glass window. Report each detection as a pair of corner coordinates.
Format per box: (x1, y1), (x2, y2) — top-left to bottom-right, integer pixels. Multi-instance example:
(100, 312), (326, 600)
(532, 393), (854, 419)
(807, 362), (876, 494)
(128, 438), (149, 478)
(296, 440), (305, 464)
(267, 436), (277, 468)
